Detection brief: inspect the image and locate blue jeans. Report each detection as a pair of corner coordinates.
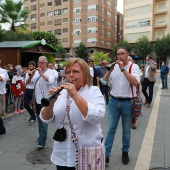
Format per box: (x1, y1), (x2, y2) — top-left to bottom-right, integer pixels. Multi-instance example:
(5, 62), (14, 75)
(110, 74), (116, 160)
(36, 103), (48, 146)
(104, 97), (133, 158)
(161, 74), (168, 89)
(24, 89), (36, 120)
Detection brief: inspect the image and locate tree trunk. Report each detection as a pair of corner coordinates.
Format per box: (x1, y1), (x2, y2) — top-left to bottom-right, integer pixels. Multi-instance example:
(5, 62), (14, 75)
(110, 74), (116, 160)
(11, 23), (15, 32)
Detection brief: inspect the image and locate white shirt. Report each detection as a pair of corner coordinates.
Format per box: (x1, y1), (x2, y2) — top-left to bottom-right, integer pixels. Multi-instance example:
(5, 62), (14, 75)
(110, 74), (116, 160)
(25, 72), (34, 89)
(12, 75), (23, 84)
(89, 67), (94, 77)
(0, 68), (9, 95)
(109, 61), (140, 98)
(144, 64), (150, 78)
(40, 85), (105, 167)
(30, 69), (55, 104)
(52, 69), (59, 87)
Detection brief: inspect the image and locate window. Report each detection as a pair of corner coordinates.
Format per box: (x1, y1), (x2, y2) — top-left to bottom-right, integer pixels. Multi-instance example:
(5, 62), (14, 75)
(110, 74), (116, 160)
(47, 11), (52, 16)
(63, 28), (68, 33)
(54, 9), (61, 16)
(63, 0), (68, 2)
(107, 21), (111, 27)
(63, 8), (68, 13)
(74, 0), (80, 3)
(87, 16), (98, 22)
(47, 21), (52, 25)
(31, 0), (36, 2)
(126, 19), (150, 29)
(25, 15), (29, 20)
(74, 39), (81, 45)
(87, 4), (98, 11)
(31, 14), (36, 20)
(58, 39), (61, 43)
(54, 29), (61, 35)
(107, 1), (111, 8)
(40, 3), (45, 8)
(40, 22), (45, 26)
(25, 7), (29, 10)
(74, 7), (81, 14)
(74, 18), (81, 24)
(31, 23), (36, 29)
(126, 32), (150, 41)
(102, 8), (104, 14)
(74, 29), (81, 35)
(63, 38), (68, 43)
(87, 27), (98, 33)
(47, 2), (52, 6)
(55, 0), (61, 6)
(31, 5), (36, 11)
(54, 19), (61, 25)
(47, 30), (52, 33)
(63, 18), (68, 22)
(87, 38), (98, 44)
(40, 13), (45, 17)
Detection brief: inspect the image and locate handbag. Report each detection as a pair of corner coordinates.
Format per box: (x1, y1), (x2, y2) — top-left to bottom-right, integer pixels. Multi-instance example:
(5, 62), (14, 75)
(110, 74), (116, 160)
(66, 93), (105, 170)
(129, 63), (143, 124)
(53, 120), (67, 142)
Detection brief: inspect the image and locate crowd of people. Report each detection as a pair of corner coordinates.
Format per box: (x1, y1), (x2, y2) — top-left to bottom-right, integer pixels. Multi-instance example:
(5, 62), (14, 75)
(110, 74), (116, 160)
(0, 50), (169, 169)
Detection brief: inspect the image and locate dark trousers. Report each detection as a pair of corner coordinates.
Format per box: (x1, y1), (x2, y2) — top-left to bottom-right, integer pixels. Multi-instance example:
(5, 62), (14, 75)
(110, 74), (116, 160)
(142, 78), (155, 104)
(0, 118), (6, 133)
(24, 89), (36, 120)
(36, 103), (48, 146)
(56, 165), (75, 170)
(100, 84), (109, 105)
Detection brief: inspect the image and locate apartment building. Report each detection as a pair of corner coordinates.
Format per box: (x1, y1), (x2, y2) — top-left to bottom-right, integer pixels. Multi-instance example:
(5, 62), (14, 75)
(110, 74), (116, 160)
(124, 0), (170, 43)
(24, 0), (117, 57)
(117, 12), (124, 42)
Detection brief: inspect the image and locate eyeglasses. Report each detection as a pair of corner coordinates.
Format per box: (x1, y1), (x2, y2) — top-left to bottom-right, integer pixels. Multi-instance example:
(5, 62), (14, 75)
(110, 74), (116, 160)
(117, 52), (127, 56)
(65, 70), (81, 75)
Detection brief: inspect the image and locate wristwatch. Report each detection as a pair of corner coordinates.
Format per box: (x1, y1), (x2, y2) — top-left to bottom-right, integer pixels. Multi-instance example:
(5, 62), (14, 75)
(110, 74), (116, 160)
(121, 68), (126, 72)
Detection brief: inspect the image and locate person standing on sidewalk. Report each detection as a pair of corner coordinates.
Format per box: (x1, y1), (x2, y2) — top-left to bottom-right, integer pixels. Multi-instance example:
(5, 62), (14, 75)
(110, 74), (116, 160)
(0, 60), (9, 134)
(160, 61), (169, 90)
(141, 55), (157, 108)
(24, 61), (37, 125)
(103, 47), (140, 165)
(26, 56), (55, 148)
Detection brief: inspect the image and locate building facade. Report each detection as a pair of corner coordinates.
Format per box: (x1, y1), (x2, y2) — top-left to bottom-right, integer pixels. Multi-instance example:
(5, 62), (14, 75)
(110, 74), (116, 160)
(124, 0), (170, 43)
(24, 0), (117, 57)
(117, 12), (124, 42)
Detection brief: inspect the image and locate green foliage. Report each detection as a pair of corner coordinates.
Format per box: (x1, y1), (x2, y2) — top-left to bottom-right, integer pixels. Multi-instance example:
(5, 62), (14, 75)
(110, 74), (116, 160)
(91, 52), (111, 65)
(112, 40), (132, 56)
(60, 60), (68, 68)
(133, 36), (152, 58)
(30, 31), (58, 49)
(43, 54), (55, 64)
(0, 0), (31, 32)
(74, 42), (89, 61)
(153, 34), (170, 60)
(57, 44), (66, 58)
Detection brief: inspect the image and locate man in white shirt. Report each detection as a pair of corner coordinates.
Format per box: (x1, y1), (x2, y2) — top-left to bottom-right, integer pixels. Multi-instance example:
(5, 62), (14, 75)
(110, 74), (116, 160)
(0, 60), (9, 135)
(103, 47), (140, 165)
(24, 61), (37, 125)
(48, 62), (58, 87)
(26, 56), (55, 148)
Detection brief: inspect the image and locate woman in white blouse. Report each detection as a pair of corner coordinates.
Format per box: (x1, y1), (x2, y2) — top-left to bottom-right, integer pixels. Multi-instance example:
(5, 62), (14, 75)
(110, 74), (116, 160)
(40, 58), (105, 170)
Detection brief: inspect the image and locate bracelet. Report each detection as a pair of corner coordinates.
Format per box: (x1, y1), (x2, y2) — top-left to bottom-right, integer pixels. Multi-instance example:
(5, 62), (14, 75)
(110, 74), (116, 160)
(121, 68), (126, 72)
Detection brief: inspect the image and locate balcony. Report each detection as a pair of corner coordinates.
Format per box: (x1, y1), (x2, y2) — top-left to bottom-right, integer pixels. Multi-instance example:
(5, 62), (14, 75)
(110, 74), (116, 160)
(154, 7), (168, 15)
(154, 20), (167, 28)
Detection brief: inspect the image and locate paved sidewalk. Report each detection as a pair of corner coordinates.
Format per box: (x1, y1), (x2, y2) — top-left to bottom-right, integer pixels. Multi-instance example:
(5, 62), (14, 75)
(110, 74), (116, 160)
(0, 80), (170, 170)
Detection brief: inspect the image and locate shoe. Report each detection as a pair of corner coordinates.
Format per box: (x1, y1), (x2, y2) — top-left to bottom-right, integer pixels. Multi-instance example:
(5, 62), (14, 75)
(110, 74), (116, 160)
(0, 128), (6, 135)
(161, 87), (165, 89)
(2, 113), (7, 117)
(132, 123), (137, 129)
(29, 117), (32, 122)
(36, 138), (39, 142)
(147, 104), (151, 108)
(105, 157), (109, 165)
(18, 109), (23, 113)
(15, 110), (19, 114)
(29, 120), (36, 126)
(143, 100), (148, 105)
(122, 152), (129, 164)
(36, 144), (44, 149)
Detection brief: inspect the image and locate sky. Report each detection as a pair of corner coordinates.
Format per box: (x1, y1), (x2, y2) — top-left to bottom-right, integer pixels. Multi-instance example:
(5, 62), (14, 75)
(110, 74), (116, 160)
(117, 0), (124, 14)
(0, 0), (124, 30)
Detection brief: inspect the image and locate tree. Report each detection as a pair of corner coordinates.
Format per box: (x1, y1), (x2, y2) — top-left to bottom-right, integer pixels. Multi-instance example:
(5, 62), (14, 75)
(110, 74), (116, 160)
(112, 40), (132, 56)
(57, 44), (67, 58)
(91, 52), (111, 65)
(133, 36), (152, 58)
(30, 31), (58, 48)
(0, 0), (30, 32)
(74, 42), (89, 61)
(153, 34), (170, 60)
